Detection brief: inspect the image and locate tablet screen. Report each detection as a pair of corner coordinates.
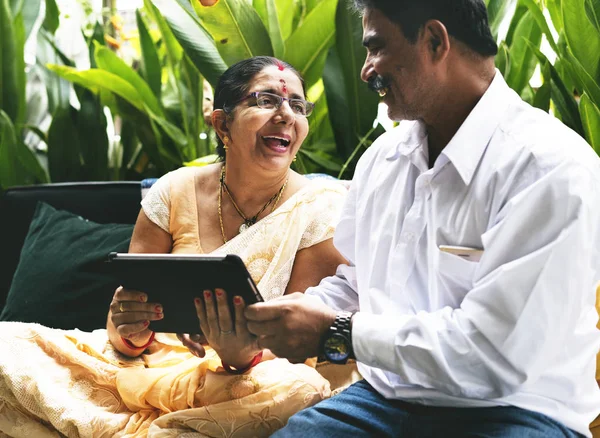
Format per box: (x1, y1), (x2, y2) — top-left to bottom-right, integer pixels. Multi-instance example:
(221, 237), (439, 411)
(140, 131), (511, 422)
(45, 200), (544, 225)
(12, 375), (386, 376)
(107, 253), (263, 334)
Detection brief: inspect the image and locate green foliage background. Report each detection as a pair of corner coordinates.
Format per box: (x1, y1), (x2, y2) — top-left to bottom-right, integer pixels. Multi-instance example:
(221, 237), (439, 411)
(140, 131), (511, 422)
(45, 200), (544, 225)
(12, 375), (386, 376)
(0, 0), (599, 188)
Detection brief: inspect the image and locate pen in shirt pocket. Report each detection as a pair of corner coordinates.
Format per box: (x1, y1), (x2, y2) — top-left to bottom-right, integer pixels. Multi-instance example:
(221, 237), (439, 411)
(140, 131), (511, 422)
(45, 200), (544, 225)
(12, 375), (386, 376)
(439, 245), (484, 262)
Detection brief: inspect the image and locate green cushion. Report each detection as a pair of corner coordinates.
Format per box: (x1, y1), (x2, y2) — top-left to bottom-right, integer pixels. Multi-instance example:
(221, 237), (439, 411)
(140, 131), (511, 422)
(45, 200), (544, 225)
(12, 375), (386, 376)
(0, 202), (134, 331)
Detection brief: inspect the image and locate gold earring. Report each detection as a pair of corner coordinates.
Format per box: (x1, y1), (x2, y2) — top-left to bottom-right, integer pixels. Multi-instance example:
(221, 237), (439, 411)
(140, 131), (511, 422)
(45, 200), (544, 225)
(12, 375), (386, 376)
(293, 156), (297, 162)
(223, 136), (229, 143)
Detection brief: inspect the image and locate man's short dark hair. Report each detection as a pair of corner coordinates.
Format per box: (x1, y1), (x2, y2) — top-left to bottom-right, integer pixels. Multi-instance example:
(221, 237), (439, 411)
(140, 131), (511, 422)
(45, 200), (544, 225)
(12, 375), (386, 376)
(353, 0), (498, 57)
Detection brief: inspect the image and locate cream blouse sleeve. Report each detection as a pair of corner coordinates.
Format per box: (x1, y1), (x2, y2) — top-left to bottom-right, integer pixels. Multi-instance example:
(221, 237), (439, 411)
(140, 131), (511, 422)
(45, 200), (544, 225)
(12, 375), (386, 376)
(140, 173), (172, 233)
(298, 180), (349, 250)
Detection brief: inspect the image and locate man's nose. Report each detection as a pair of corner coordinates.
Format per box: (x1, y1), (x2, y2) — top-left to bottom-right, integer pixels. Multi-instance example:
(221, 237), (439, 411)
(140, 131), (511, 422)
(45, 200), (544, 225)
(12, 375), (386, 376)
(360, 58), (374, 83)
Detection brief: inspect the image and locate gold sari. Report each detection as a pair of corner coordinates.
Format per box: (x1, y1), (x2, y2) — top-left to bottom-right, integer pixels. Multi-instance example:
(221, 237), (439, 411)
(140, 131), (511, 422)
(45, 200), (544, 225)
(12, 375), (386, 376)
(0, 168), (356, 437)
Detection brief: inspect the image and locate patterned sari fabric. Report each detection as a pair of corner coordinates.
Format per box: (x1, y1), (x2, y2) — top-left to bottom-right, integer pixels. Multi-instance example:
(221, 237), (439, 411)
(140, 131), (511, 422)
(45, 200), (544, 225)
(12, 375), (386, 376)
(0, 171), (355, 437)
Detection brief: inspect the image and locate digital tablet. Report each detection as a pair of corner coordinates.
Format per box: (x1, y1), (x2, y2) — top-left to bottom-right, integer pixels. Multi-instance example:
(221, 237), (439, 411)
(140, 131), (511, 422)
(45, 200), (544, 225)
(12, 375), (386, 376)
(107, 252), (263, 334)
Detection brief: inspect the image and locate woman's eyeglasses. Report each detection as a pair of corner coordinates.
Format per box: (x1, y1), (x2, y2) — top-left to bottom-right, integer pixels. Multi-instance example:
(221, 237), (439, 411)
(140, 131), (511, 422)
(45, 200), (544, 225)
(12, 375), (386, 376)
(240, 91), (315, 117)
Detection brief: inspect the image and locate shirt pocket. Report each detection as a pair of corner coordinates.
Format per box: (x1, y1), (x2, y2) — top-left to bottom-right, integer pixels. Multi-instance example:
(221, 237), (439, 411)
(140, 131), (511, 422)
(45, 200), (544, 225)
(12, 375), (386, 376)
(435, 249), (479, 306)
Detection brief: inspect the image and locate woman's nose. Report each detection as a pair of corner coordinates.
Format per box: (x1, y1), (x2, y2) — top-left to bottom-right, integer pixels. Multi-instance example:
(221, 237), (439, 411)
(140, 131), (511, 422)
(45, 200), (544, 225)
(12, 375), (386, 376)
(273, 100), (295, 123)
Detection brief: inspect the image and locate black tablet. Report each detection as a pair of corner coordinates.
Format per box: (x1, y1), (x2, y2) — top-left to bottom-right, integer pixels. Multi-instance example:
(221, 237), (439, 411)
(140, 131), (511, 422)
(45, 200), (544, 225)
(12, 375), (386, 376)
(107, 252), (263, 334)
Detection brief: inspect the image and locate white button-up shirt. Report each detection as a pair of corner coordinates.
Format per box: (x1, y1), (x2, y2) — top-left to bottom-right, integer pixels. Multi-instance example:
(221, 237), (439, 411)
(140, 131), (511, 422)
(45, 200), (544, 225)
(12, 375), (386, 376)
(307, 72), (600, 436)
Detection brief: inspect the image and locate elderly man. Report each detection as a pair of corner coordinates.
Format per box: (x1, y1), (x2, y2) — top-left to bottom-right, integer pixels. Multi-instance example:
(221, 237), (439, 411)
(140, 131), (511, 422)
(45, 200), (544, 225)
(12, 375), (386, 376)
(245, 1), (600, 436)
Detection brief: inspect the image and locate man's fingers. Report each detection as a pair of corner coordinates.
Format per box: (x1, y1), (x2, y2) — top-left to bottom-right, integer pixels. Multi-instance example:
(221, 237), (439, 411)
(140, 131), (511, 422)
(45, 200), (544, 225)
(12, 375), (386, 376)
(246, 319), (283, 337)
(244, 301), (287, 322)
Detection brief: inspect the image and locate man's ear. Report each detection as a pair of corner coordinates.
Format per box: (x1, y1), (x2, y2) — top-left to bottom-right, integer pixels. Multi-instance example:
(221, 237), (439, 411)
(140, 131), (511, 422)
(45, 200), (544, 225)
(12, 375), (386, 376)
(211, 109), (229, 141)
(423, 20), (450, 63)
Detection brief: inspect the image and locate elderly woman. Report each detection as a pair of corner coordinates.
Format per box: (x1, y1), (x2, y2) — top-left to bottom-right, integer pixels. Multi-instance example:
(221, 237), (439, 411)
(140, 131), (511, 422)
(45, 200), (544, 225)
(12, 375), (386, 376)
(0, 57), (351, 437)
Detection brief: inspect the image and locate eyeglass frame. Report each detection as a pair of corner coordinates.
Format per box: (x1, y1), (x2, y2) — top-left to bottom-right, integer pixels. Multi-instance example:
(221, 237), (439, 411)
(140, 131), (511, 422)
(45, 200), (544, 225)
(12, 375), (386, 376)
(233, 91), (315, 117)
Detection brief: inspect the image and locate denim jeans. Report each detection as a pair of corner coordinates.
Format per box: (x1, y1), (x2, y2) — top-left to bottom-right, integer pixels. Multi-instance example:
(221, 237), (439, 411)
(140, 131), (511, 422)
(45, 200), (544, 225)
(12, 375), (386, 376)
(273, 380), (584, 438)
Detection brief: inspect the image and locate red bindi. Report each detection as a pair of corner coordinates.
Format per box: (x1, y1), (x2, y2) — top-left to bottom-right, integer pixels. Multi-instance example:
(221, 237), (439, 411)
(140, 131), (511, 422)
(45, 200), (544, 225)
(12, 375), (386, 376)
(280, 79), (287, 93)
(275, 61), (285, 71)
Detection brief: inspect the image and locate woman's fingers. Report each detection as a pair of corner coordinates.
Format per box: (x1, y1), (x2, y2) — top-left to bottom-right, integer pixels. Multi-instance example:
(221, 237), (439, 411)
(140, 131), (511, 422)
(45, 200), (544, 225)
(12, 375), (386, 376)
(215, 288), (234, 334)
(202, 290), (221, 335)
(116, 319), (150, 338)
(177, 333), (207, 358)
(194, 293), (210, 336)
(113, 286), (148, 303)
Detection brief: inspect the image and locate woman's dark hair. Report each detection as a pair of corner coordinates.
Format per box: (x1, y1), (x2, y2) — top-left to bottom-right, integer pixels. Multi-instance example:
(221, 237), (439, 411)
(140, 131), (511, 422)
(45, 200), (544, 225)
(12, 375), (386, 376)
(212, 56), (305, 160)
(353, 0), (498, 57)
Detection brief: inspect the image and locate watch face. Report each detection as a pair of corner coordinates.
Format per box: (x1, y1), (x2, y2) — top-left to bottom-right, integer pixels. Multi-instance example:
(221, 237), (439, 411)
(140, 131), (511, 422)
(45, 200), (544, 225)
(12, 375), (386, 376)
(324, 333), (350, 362)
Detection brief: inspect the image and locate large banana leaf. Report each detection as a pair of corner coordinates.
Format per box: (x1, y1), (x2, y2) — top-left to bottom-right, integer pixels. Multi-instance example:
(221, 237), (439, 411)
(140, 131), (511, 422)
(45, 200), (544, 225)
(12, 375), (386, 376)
(324, 0), (378, 159)
(94, 43), (164, 116)
(137, 9), (161, 98)
(0, 0), (22, 123)
(580, 92), (600, 154)
(152, 0), (226, 87)
(192, 0), (273, 65)
(253, 0), (295, 42)
(284, 0), (337, 88)
(562, 0), (600, 82)
(506, 11), (542, 95)
(48, 65), (145, 110)
(265, 0), (285, 58)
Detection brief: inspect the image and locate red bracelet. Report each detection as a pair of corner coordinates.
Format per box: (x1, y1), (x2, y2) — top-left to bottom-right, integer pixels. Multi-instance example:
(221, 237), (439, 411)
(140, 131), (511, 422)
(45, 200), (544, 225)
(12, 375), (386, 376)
(121, 331), (155, 350)
(222, 351), (263, 375)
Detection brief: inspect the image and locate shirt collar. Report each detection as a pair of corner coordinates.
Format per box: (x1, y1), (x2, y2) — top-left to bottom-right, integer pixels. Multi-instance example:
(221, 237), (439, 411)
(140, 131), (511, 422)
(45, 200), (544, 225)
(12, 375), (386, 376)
(385, 120), (428, 161)
(441, 70), (516, 185)
(384, 70), (516, 184)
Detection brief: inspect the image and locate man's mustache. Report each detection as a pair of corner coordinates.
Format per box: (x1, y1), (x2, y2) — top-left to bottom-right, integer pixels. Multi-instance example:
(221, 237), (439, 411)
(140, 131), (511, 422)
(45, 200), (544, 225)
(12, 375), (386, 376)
(367, 75), (391, 94)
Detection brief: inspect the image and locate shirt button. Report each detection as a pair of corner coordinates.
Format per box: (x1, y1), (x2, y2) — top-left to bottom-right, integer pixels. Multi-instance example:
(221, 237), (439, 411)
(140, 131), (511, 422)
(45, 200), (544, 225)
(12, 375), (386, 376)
(403, 232), (416, 243)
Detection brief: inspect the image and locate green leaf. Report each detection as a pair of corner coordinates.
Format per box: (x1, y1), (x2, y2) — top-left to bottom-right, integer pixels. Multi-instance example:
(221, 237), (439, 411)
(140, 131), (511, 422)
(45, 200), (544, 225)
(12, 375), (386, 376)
(520, 0), (559, 53)
(487, 0), (517, 40)
(152, 0), (226, 87)
(192, 0), (273, 65)
(0, 0), (21, 123)
(42, 0), (59, 34)
(265, 0), (284, 58)
(299, 148), (342, 172)
(562, 0), (600, 82)
(495, 41), (510, 77)
(546, 0), (563, 33)
(48, 65), (145, 111)
(77, 89), (109, 180)
(46, 106), (83, 182)
(36, 30), (72, 113)
(284, 0), (337, 88)
(87, 21), (105, 69)
(13, 10), (26, 125)
(506, 11), (542, 94)
(533, 64), (552, 112)
(0, 110), (47, 188)
(579, 92), (600, 154)
(94, 42), (163, 116)
(136, 9), (162, 98)
(504, 4), (528, 47)
(560, 46), (600, 107)
(323, 1), (378, 158)
(527, 42), (584, 135)
(585, 0), (600, 36)
(275, 0), (295, 41)
(146, 0), (183, 65)
(22, 0), (41, 41)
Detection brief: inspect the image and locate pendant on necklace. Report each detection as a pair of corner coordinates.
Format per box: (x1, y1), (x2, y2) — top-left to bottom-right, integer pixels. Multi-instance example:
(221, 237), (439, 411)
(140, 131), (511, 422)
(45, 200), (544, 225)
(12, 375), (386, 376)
(239, 223), (250, 233)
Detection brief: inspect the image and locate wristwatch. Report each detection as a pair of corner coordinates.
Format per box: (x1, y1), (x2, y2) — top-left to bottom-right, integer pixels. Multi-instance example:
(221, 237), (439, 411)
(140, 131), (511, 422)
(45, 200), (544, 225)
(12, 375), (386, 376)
(320, 311), (355, 364)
